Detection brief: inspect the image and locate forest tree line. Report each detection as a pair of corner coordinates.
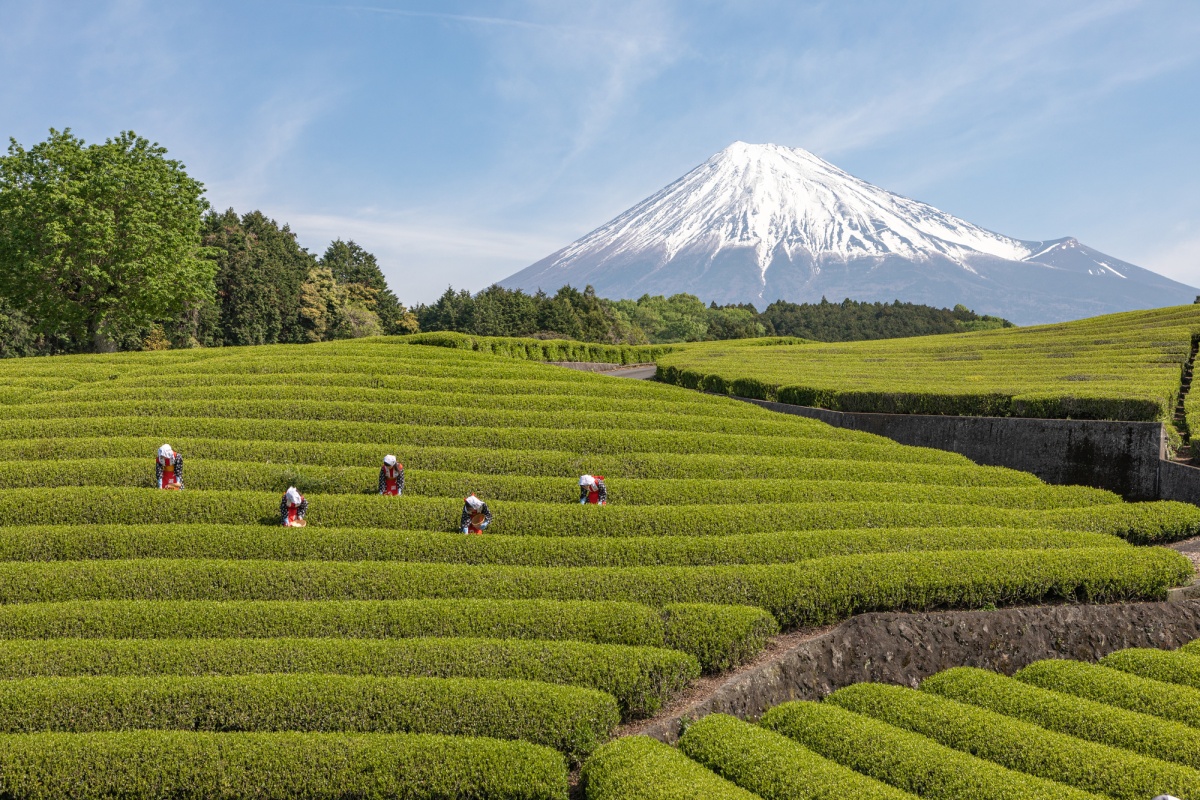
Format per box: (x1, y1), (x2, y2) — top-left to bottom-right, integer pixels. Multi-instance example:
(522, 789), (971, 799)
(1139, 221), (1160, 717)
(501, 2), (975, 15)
(0, 129), (415, 358)
(0, 128), (1009, 357)
(414, 285), (1011, 344)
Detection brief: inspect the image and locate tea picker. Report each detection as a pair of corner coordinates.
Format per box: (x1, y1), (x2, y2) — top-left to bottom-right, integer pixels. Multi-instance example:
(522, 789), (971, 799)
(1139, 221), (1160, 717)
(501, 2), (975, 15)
(379, 455), (405, 496)
(155, 444), (184, 490)
(461, 494), (492, 534)
(281, 486), (308, 527)
(579, 474), (607, 505)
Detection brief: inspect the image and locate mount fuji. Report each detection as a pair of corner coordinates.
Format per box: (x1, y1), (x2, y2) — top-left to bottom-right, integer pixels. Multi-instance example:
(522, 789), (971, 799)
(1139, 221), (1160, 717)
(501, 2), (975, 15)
(500, 142), (1196, 324)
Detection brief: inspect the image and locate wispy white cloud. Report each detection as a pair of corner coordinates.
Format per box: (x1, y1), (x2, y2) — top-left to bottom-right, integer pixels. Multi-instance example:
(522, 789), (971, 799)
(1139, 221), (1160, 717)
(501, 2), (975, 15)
(332, 5), (581, 33)
(727, 0), (1152, 160)
(206, 86), (339, 207)
(457, 0), (683, 206)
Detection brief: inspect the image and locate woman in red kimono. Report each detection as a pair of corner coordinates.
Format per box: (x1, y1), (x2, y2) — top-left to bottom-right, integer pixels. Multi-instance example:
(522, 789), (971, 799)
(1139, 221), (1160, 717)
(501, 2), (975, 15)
(156, 444), (184, 490)
(378, 454), (405, 496)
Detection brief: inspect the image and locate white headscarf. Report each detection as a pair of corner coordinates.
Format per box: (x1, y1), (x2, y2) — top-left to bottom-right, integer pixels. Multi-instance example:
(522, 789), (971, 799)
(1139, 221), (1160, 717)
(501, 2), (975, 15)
(158, 444), (174, 460)
(383, 454), (398, 467)
(579, 475), (596, 487)
(285, 487), (303, 506)
(465, 495), (483, 510)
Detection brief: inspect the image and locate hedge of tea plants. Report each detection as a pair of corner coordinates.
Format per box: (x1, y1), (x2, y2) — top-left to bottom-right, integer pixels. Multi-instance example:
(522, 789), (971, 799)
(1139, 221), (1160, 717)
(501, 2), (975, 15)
(656, 304), (1200, 423)
(0, 334), (1194, 797)
(585, 639), (1200, 799)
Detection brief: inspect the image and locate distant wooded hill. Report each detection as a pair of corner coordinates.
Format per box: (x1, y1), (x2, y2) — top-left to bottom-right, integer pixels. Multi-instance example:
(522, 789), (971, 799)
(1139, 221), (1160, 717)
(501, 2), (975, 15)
(414, 285), (1012, 345)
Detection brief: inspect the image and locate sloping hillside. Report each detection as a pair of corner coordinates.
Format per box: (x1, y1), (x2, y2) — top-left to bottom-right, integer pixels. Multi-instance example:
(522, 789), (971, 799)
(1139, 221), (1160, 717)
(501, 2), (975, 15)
(0, 337), (1192, 797)
(658, 304), (1200, 423)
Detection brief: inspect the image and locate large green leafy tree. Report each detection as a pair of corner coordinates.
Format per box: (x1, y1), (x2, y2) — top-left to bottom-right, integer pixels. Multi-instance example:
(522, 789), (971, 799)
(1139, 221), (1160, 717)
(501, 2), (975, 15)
(0, 129), (214, 352)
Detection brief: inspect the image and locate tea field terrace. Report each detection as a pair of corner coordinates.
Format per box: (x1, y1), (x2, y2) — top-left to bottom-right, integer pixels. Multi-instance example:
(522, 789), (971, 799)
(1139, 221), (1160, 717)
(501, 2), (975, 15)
(656, 304), (1200, 424)
(586, 637), (1200, 800)
(0, 336), (1194, 798)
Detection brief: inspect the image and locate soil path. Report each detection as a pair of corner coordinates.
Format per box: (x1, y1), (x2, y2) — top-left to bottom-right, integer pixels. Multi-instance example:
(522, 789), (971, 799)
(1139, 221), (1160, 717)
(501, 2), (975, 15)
(544, 362), (656, 379)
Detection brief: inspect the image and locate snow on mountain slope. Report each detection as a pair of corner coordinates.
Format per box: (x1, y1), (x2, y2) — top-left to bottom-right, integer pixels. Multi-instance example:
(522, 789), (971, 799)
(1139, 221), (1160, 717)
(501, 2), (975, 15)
(500, 142), (1197, 325)
(551, 142), (1031, 273)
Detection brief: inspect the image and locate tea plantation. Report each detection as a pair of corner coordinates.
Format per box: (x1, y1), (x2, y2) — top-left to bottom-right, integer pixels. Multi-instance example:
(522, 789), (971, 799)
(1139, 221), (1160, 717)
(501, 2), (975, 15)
(587, 639), (1200, 800)
(0, 335), (1195, 798)
(656, 304), (1200, 421)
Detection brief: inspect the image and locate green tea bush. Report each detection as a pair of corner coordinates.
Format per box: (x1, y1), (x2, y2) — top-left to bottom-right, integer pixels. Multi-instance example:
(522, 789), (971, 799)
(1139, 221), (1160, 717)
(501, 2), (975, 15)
(1101, 647), (1200, 689)
(0, 549), (1182, 630)
(403, 331), (672, 364)
(0, 730), (569, 800)
(923, 666), (1200, 770)
(7, 387), (760, 423)
(39, 371), (686, 401)
(761, 700), (1097, 800)
(0, 599), (669, 647)
(0, 489), (1190, 542)
(0, 523), (1125, 567)
(0, 674), (618, 761)
(0, 458), (1119, 509)
(582, 735), (758, 800)
(678, 713), (916, 799)
(656, 305), (1200, 423)
(0, 436), (1041, 484)
(661, 604), (778, 673)
(828, 682), (1200, 800)
(0, 414), (957, 461)
(1016, 659), (1200, 728)
(0, 637), (699, 719)
(0, 398), (842, 440)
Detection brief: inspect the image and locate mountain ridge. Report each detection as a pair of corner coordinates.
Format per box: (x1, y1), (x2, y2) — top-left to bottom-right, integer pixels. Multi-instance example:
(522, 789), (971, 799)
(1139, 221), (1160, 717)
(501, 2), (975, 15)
(500, 142), (1196, 325)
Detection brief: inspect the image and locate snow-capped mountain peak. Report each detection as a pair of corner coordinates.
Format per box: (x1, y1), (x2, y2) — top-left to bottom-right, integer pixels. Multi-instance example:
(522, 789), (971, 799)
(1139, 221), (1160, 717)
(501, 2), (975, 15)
(500, 142), (1196, 325)
(556, 141), (1032, 279)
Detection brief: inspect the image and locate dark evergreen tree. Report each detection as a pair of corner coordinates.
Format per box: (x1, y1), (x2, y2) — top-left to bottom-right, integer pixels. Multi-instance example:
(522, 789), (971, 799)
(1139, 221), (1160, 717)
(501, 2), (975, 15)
(319, 239), (415, 334)
(200, 210), (316, 346)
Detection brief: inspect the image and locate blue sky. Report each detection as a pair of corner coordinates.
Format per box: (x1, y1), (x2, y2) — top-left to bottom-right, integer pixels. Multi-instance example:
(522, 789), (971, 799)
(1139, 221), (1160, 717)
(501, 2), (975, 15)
(3, 0), (1199, 305)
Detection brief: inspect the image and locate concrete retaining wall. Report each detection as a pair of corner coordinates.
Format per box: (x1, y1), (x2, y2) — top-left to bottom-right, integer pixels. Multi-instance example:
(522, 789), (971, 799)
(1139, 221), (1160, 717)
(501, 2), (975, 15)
(1160, 459), (1200, 504)
(739, 398), (1171, 501)
(642, 585), (1200, 743)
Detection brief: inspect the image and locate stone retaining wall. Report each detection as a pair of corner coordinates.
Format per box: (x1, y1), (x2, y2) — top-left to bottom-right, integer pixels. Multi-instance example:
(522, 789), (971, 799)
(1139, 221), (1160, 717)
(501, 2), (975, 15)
(642, 585), (1200, 743)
